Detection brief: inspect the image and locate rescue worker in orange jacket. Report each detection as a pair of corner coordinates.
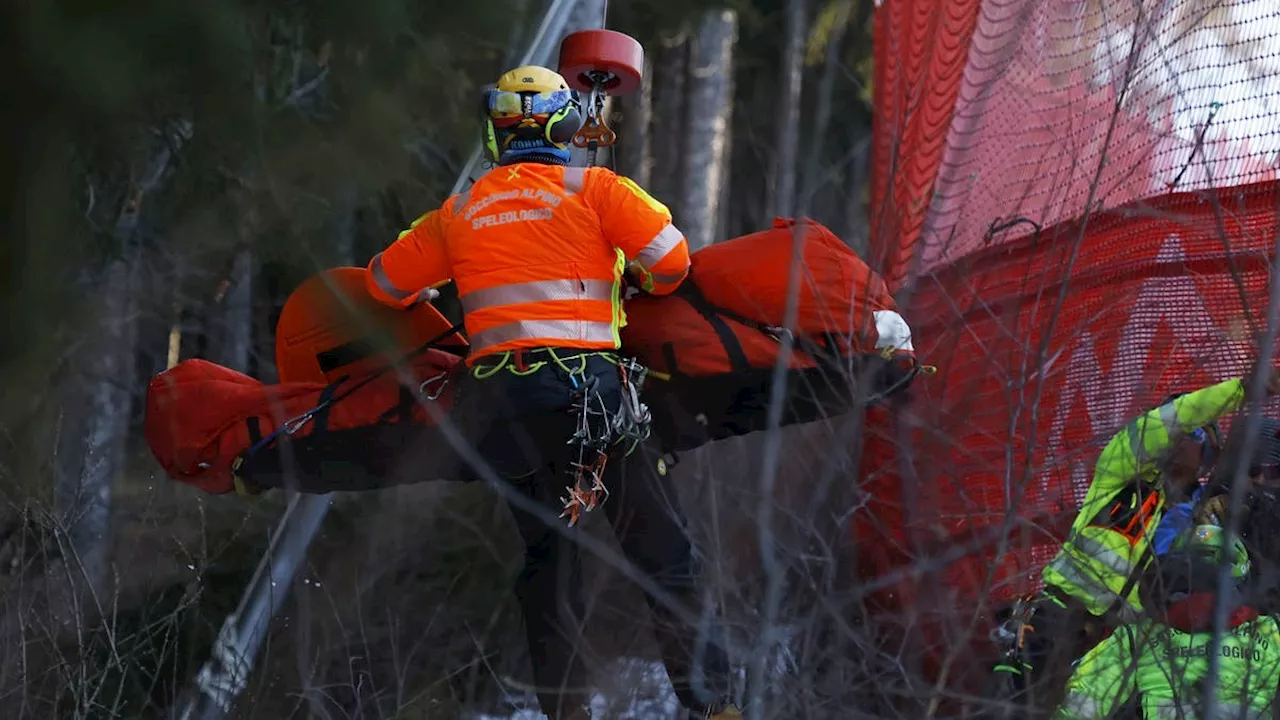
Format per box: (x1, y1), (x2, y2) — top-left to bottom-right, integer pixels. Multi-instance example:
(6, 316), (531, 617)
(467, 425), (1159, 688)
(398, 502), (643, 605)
(366, 66), (738, 720)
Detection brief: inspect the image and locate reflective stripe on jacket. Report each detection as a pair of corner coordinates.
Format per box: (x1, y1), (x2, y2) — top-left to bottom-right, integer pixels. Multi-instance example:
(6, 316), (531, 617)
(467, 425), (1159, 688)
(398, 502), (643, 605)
(366, 163), (691, 364)
(1043, 379), (1245, 617)
(1055, 616), (1280, 719)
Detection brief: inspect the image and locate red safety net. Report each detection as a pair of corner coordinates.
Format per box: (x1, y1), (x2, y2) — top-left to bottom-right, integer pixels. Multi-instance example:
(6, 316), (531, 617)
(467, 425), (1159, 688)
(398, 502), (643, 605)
(873, 0), (1280, 288)
(861, 0), (1280, 693)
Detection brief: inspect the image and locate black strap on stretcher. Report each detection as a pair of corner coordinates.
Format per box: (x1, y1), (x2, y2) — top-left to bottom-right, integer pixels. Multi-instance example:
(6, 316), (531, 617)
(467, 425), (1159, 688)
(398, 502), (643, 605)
(667, 281), (849, 378)
(240, 322), (465, 460)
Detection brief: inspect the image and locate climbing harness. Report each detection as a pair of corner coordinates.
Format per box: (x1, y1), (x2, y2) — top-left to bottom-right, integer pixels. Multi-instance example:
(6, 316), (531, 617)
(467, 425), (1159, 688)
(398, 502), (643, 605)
(876, 342), (937, 397)
(559, 355), (654, 527)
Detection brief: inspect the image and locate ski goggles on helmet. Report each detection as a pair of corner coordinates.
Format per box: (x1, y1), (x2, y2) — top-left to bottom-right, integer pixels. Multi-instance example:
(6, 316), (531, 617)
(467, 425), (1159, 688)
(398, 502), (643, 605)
(486, 88), (574, 125)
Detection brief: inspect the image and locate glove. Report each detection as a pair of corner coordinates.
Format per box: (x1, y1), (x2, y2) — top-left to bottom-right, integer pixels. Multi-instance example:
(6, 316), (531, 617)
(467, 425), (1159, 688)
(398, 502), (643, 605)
(408, 287), (441, 307)
(620, 270), (644, 300)
(1193, 494), (1232, 526)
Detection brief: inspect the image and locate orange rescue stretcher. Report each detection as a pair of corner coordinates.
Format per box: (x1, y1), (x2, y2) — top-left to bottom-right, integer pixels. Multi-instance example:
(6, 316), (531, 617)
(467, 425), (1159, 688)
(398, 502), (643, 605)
(144, 219), (921, 494)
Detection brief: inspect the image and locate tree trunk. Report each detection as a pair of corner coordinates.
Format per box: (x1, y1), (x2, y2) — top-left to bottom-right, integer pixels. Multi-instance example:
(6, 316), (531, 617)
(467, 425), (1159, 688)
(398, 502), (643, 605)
(332, 181), (359, 266)
(717, 141), (734, 242)
(59, 256), (136, 594)
(840, 0), (876, 256)
(679, 10), (738, 250)
(55, 121), (189, 607)
(254, 287), (281, 385)
(800, 1), (853, 219)
(649, 35), (689, 214)
(214, 248), (254, 374)
(210, 181), (256, 374)
(769, 0), (809, 219)
(616, 60), (653, 187)
(842, 136), (872, 256)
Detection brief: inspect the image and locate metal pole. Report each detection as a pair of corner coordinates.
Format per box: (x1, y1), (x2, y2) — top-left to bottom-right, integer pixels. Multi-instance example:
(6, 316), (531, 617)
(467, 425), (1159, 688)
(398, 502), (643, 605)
(173, 494), (332, 720)
(170, 2), (582, 717)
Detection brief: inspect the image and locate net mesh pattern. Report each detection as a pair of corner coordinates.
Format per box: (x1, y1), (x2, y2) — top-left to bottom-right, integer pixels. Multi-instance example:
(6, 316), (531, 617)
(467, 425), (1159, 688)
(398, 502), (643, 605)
(921, 0), (1280, 273)
(863, 0), (1280, 654)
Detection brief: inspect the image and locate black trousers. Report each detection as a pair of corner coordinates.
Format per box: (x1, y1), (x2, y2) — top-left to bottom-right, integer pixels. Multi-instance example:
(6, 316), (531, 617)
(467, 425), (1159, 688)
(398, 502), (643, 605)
(983, 591), (1105, 720)
(454, 350), (733, 718)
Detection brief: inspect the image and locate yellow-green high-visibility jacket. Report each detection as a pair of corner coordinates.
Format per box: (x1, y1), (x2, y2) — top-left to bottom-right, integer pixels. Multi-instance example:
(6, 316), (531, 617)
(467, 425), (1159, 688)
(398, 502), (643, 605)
(1055, 615), (1280, 719)
(1042, 379), (1245, 618)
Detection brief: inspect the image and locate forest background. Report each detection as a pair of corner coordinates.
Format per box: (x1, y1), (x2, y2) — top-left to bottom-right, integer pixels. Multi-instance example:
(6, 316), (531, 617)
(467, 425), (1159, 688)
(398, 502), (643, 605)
(0, 0), (885, 718)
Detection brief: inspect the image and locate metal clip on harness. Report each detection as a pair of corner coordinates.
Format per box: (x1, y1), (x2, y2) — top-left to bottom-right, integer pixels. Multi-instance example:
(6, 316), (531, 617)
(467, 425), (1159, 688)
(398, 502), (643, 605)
(418, 371), (450, 401)
(559, 357), (654, 527)
(613, 356), (652, 444)
(990, 596), (1038, 672)
(561, 374), (614, 527)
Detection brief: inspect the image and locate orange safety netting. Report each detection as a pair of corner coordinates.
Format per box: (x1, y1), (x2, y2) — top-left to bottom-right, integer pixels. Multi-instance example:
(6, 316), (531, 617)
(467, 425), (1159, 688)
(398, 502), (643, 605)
(862, 0), (1280, 666)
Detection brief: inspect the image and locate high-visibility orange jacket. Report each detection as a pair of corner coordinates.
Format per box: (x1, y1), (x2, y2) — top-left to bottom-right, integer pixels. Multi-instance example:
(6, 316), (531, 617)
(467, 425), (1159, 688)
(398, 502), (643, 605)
(366, 163), (691, 365)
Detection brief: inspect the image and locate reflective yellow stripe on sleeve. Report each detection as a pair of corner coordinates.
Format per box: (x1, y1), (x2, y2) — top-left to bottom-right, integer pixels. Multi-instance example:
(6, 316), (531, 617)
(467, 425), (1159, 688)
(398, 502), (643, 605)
(1046, 533), (1142, 617)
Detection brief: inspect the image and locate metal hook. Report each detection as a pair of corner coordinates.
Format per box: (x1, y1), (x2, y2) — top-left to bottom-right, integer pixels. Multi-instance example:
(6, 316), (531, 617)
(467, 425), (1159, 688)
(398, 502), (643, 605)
(418, 372), (449, 401)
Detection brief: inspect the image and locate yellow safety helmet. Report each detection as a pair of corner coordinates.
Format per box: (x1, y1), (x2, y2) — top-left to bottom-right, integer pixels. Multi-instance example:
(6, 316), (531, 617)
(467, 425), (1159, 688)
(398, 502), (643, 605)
(480, 65), (582, 163)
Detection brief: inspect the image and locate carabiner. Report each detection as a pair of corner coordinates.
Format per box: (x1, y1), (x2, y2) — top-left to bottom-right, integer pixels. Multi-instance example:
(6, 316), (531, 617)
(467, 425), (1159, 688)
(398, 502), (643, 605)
(419, 372), (449, 401)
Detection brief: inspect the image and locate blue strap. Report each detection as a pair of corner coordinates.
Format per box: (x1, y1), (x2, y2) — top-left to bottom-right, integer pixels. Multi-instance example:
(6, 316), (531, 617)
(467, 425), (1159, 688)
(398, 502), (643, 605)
(242, 382), (341, 457)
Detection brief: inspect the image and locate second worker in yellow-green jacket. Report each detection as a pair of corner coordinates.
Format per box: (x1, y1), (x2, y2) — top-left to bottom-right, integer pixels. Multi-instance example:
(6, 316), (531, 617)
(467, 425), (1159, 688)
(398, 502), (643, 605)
(1055, 523), (1277, 720)
(985, 368), (1280, 719)
(1043, 379), (1246, 619)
